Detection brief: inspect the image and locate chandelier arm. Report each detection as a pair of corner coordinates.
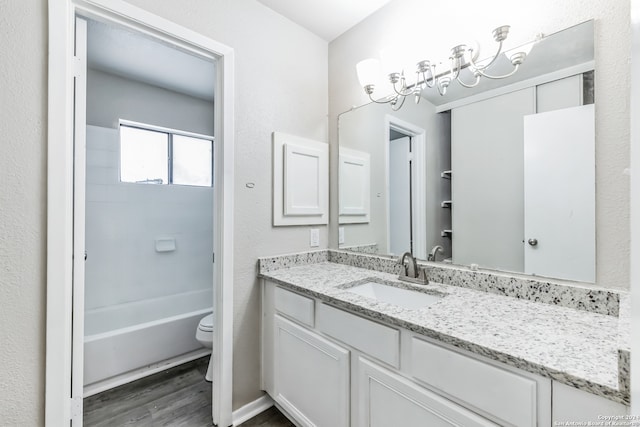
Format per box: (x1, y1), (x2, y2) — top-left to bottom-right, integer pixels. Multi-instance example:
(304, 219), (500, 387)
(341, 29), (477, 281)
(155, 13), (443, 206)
(414, 88), (422, 104)
(456, 73), (481, 88)
(436, 81), (448, 96)
(367, 92), (401, 105)
(468, 40), (503, 72)
(474, 63), (520, 80)
(391, 93), (407, 111)
(392, 79), (414, 97)
(420, 68), (436, 88)
(449, 57), (462, 80)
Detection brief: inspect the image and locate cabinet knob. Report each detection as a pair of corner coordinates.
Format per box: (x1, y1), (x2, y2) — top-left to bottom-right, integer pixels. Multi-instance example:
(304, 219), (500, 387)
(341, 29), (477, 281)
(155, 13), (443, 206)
(528, 238), (538, 246)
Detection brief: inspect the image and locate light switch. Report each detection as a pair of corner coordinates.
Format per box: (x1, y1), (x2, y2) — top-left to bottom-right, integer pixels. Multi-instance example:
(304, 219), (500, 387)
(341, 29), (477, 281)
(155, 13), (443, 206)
(310, 228), (320, 247)
(338, 227), (345, 245)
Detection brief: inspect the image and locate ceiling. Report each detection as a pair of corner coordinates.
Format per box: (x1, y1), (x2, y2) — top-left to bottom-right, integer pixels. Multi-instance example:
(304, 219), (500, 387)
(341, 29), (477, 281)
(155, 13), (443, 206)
(85, 1), (394, 99)
(256, 0), (394, 41)
(87, 19), (216, 101)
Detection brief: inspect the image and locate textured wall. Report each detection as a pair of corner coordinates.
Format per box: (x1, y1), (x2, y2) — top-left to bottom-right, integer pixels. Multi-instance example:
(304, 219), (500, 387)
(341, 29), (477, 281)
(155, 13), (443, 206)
(0, 0), (327, 422)
(0, 0), (47, 424)
(329, 0), (631, 290)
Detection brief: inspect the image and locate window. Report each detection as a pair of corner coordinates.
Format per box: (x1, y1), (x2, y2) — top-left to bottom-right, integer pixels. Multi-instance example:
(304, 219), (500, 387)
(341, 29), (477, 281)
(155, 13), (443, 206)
(172, 134), (212, 186)
(119, 123), (213, 187)
(120, 126), (169, 184)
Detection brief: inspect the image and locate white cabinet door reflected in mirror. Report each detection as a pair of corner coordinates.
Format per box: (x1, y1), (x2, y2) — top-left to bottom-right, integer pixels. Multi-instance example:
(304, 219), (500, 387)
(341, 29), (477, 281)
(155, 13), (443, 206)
(524, 105), (595, 282)
(338, 147), (370, 222)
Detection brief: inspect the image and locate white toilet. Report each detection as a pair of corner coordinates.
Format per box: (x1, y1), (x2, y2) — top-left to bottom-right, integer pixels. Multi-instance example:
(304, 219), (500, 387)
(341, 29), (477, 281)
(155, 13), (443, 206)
(195, 313), (214, 382)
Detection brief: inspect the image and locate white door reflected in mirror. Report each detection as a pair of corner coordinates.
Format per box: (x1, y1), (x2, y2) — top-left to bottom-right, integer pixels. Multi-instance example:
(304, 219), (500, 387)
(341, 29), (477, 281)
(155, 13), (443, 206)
(524, 104), (595, 282)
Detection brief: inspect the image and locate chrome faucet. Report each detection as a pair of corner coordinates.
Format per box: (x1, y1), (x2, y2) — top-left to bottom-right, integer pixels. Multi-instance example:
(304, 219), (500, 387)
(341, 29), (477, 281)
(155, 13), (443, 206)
(428, 245), (444, 262)
(398, 251), (428, 285)
(399, 251), (418, 278)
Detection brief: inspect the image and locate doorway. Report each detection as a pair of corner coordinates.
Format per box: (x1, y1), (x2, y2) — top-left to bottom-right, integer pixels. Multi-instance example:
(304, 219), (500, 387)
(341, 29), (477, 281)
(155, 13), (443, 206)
(388, 132), (413, 255)
(82, 18), (216, 396)
(385, 116), (427, 260)
(46, 2), (234, 426)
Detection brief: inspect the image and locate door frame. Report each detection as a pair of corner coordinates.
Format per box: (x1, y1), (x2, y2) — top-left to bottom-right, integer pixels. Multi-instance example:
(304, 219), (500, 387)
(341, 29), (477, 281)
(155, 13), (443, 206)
(46, 1), (235, 425)
(384, 115), (427, 259)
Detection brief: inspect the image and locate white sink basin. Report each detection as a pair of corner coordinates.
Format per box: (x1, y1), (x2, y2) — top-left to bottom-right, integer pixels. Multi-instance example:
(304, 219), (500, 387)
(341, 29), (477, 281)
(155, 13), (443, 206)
(346, 281), (443, 309)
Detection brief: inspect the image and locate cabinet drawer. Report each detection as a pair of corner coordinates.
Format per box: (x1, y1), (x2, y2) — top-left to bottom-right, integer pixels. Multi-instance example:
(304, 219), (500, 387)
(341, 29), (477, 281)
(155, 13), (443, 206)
(410, 337), (538, 427)
(274, 286), (315, 327)
(357, 357), (497, 427)
(316, 303), (400, 367)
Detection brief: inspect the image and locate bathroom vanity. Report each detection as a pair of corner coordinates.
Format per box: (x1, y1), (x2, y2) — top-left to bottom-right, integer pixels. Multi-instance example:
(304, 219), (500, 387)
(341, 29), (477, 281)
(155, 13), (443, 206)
(259, 250), (630, 427)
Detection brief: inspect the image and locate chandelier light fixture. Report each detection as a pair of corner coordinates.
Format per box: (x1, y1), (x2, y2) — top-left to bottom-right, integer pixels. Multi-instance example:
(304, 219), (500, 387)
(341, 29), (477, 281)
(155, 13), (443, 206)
(356, 25), (538, 110)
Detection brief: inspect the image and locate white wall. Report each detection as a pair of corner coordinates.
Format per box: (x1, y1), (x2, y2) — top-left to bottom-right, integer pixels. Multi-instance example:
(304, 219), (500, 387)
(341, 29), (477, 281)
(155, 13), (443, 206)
(87, 68), (215, 136)
(84, 126), (213, 311)
(0, 0), (327, 423)
(329, 0), (630, 290)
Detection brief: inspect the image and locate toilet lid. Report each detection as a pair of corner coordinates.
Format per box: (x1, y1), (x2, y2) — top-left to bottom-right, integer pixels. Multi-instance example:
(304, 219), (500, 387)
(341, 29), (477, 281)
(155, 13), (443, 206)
(199, 314), (214, 332)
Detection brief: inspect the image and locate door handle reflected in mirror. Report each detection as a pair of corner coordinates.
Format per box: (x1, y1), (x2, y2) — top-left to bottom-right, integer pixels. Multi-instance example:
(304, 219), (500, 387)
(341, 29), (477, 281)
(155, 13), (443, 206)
(528, 238), (538, 246)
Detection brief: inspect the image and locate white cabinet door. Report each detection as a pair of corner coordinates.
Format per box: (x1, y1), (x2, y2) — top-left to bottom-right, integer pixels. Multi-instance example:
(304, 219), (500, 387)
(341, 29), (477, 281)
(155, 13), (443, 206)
(356, 357), (497, 427)
(552, 382), (628, 422)
(274, 315), (350, 427)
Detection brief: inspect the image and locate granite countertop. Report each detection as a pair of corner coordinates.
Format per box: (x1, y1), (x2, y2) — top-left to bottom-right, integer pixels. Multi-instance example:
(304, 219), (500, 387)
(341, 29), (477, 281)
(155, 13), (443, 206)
(259, 261), (629, 405)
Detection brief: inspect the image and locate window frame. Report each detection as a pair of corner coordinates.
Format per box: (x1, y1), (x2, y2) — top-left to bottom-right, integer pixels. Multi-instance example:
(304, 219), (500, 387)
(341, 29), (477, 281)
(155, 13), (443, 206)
(119, 119), (214, 187)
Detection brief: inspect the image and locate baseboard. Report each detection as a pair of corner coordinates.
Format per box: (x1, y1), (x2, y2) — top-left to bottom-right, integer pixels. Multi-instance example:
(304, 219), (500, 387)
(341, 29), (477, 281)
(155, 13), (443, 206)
(83, 349), (211, 398)
(232, 394), (274, 426)
(273, 402), (302, 427)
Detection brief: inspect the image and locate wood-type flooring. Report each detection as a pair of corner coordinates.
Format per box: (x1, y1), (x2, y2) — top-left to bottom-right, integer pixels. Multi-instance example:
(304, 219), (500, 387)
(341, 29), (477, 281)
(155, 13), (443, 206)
(84, 357), (293, 426)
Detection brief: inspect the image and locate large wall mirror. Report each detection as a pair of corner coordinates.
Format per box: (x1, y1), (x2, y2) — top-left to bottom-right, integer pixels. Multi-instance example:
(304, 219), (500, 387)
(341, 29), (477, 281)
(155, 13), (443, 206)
(338, 20), (595, 283)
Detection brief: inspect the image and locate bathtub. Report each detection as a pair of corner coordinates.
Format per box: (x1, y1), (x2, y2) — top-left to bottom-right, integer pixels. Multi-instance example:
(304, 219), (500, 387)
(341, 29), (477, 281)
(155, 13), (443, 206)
(83, 288), (213, 395)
